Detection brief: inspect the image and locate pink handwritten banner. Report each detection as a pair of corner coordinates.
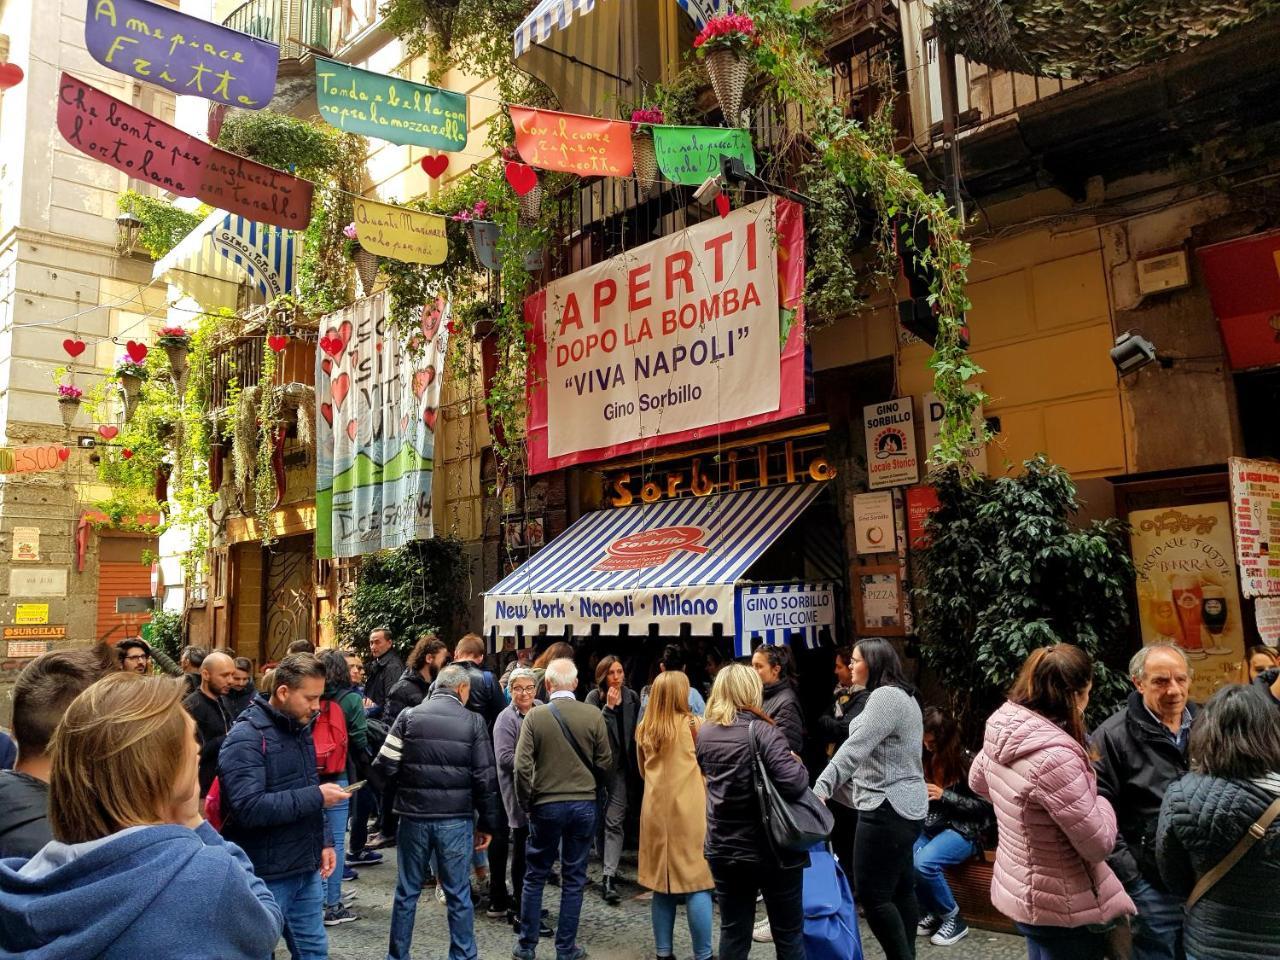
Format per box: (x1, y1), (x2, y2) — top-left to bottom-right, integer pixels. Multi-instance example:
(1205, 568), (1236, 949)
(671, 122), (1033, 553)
(57, 73), (312, 230)
(511, 106), (633, 177)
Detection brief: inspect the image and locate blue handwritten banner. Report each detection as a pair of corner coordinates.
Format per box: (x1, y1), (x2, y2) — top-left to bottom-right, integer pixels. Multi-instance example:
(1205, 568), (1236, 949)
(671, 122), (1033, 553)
(85, 0), (279, 108)
(315, 58), (468, 151)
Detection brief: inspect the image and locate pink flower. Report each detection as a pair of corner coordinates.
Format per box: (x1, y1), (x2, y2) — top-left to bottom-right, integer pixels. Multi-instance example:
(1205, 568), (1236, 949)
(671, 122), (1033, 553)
(693, 12), (756, 49)
(157, 325), (188, 339)
(343, 222), (359, 240)
(57, 384), (83, 399)
(630, 107), (665, 133)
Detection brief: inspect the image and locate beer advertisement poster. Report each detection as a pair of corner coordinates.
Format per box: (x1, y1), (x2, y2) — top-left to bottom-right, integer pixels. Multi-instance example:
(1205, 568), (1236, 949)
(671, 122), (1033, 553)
(524, 198), (807, 474)
(1129, 502), (1245, 702)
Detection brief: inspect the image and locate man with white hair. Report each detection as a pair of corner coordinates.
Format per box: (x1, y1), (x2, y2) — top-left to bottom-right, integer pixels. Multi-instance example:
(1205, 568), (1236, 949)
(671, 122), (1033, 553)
(512, 657), (611, 960)
(374, 662), (500, 960)
(1091, 643), (1198, 960)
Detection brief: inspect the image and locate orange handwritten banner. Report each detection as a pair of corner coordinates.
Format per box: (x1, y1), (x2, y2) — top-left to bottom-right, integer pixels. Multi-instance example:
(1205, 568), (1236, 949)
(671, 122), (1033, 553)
(0, 445), (69, 474)
(511, 106), (633, 177)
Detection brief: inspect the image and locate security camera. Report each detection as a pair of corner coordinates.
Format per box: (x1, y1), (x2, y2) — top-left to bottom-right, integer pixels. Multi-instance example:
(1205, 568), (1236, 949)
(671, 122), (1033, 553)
(1110, 330), (1163, 374)
(693, 174), (722, 205)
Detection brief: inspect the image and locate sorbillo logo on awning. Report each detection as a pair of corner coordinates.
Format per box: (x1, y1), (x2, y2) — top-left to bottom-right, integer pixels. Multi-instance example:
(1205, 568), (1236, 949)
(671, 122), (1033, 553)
(592, 525), (709, 571)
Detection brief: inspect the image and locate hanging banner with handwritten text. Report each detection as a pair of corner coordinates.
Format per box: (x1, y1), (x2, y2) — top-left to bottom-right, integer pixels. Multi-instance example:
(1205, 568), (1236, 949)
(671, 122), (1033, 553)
(653, 126), (756, 186)
(511, 106), (633, 177)
(57, 73), (312, 230)
(315, 58), (467, 151)
(525, 197), (808, 474)
(85, 0), (279, 108)
(0, 445), (69, 475)
(353, 197), (448, 265)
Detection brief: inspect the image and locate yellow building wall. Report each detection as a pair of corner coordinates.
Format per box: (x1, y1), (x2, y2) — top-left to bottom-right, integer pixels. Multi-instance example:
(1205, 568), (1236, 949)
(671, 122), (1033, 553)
(813, 227), (1128, 480)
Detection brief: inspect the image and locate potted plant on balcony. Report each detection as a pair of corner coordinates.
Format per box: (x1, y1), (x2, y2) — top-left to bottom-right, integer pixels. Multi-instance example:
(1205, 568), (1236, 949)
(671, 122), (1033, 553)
(57, 383), (83, 427)
(693, 12), (757, 127)
(343, 222), (381, 296)
(451, 200), (492, 267)
(156, 325), (191, 380)
(629, 106), (664, 196)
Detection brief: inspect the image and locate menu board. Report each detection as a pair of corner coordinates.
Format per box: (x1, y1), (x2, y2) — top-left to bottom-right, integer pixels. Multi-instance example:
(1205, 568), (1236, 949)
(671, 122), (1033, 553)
(1228, 457), (1280, 598)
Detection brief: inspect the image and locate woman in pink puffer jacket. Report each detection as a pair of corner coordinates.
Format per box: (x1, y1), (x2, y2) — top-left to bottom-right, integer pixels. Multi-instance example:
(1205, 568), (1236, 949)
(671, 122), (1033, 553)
(970, 644), (1135, 960)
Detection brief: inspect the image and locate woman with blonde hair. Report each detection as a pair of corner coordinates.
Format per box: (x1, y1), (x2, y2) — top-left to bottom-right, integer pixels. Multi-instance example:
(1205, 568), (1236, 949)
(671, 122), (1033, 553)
(696, 662), (810, 960)
(636, 670), (715, 960)
(0, 671), (282, 958)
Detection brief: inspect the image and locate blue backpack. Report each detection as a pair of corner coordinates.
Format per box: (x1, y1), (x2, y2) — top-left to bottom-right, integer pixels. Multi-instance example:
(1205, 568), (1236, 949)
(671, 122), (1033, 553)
(802, 843), (862, 960)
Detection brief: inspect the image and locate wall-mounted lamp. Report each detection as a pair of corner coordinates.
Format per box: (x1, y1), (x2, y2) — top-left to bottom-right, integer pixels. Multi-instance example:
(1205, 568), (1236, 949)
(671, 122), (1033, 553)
(1110, 330), (1173, 375)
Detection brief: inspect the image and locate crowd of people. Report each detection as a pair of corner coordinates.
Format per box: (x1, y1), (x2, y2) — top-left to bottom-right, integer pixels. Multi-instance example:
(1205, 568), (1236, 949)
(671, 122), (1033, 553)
(0, 629), (1277, 960)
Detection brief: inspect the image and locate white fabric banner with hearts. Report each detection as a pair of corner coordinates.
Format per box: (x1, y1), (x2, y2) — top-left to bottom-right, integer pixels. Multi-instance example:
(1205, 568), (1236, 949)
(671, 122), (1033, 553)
(315, 292), (450, 558)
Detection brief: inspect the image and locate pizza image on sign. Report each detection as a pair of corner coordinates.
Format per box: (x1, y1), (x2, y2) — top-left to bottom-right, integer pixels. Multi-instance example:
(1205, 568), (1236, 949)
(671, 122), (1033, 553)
(593, 526), (709, 571)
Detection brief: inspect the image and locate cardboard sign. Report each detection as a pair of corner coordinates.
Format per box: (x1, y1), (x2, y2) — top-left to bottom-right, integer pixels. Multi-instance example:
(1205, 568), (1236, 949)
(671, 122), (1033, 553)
(853, 491), (895, 554)
(85, 0), (279, 107)
(863, 399), (920, 489)
(0, 445), (70, 475)
(14, 604), (49, 625)
(525, 198), (807, 474)
(922, 389), (988, 474)
(652, 125), (755, 186)
(511, 106), (633, 177)
(1228, 456), (1280, 598)
(57, 73), (312, 230)
(315, 58), (467, 151)
(352, 197), (448, 265)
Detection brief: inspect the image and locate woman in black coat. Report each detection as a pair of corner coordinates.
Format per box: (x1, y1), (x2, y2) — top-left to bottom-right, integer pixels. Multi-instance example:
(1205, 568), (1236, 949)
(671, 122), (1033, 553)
(585, 654), (640, 905)
(1157, 684), (1280, 960)
(751, 644), (804, 755)
(696, 662), (810, 960)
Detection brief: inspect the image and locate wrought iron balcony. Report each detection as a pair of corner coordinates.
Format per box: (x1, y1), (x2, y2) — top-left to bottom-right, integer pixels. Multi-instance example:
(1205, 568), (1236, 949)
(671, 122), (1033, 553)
(223, 0), (331, 59)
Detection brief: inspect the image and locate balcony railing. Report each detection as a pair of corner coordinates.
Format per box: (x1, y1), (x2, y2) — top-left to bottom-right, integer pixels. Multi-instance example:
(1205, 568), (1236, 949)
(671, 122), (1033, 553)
(223, 0), (331, 58)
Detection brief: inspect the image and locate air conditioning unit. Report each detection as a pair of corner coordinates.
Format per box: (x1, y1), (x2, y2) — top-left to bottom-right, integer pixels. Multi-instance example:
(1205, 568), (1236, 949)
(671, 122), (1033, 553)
(1136, 249), (1190, 297)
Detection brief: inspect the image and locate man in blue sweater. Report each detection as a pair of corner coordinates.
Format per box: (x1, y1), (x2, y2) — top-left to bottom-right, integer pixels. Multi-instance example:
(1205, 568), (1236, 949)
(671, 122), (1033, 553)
(219, 653), (350, 960)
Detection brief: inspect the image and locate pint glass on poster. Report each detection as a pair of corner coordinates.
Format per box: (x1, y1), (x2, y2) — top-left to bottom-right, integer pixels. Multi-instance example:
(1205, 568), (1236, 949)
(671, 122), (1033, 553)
(1150, 591), (1182, 643)
(1171, 574), (1206, 658)
(1201, 584), (1228, 635)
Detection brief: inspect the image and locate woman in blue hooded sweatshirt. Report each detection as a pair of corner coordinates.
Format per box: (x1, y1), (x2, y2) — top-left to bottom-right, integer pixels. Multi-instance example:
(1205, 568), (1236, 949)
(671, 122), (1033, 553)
(0, 671), (283, 959)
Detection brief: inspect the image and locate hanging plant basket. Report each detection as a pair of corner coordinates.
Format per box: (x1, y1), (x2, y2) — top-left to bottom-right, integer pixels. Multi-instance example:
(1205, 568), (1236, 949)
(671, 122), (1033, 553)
(518, 182), (543, 225)
(118, 371), (145, 400)
(57, 396), (81, 428)
(631, 131), (659, 196)
(161, 341), (190, 379)
(705, 47), (752, 127)
(352, 244), (381, 296)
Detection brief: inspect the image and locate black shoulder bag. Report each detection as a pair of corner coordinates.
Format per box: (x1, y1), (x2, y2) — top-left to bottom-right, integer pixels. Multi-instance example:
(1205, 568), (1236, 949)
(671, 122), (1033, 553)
(548, 702), (610, 816)
(748, 720), (834, 853)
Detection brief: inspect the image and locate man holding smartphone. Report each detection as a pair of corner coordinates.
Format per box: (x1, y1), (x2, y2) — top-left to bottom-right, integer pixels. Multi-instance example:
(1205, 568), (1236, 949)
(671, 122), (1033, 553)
(374, 663), (500, 960)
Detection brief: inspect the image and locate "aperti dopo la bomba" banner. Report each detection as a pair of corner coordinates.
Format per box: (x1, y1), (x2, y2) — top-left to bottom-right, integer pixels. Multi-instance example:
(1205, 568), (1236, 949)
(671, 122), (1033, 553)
(525, 197), (806, 474)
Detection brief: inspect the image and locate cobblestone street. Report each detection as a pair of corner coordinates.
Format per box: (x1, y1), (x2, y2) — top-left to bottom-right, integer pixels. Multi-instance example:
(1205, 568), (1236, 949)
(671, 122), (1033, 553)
(328, 850), (1025, 960)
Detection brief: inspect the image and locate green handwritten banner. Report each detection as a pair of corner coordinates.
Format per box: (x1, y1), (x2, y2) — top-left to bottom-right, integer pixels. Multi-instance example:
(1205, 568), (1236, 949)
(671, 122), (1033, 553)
(652, 126), (756, 186)
(315, 58), (467, 152)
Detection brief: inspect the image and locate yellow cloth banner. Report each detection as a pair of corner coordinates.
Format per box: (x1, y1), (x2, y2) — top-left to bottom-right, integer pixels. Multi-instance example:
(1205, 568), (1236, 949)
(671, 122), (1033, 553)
(353, 198), (448, 265)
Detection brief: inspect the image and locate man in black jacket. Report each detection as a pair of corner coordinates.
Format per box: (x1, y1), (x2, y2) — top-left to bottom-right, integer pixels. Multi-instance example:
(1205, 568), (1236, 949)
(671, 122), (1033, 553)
(374, 663), (499, 960)
(183, 650), (236, 798)
(1092, 643), (1196, 960)
(363, 626), (406, 718)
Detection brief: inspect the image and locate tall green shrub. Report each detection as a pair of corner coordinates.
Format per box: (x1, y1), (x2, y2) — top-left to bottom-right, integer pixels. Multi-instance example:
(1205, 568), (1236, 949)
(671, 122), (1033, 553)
(915, 456), (1133, 741)
(338, 537), (469, 657)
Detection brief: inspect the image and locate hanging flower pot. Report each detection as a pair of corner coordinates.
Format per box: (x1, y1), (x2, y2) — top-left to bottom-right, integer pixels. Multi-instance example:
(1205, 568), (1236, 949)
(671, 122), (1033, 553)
(629, 107), (664, 197)
(57, 396), (81, 428)
(156, 326), (191, 381)
(115, 355), (148, 401)
(518, 181), (543, 225)
(353, 245), (381, 296)
(694, 14), (758, 127)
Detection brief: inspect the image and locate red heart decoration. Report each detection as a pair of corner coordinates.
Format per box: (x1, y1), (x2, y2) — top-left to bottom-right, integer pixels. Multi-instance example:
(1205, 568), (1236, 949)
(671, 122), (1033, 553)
(423, 408), (438, 431)
(126, 340), (148, 363)
(121, 449), (134, 460)
(0, 63), (24, 92)
(421, 300), (445, 339)
(339, 320), (353, 347)
(421, 154), (449, 179)
(321, 358), (333, 376)
(57, 447), (70, 462)
(97, 425), (119, 440)
(346, 419), (358, 441)
(715, 194), (731, 219)
(331, 373), (350, 408)
(505, 160), (538, 198)
(412, 368), (435, 398)
(268, 334), (288, 353)
(63, 338), (86, 358)
(320, 402), (334, 427)
(319, 335), (342, 358)
(399, 414), (410, 432)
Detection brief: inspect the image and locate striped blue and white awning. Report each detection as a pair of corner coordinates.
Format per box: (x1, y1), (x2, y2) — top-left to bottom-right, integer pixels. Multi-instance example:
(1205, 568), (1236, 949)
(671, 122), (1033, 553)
(734, 583), (837, 657)
(152, 209), (296, 310)
(514, 0), (723, 57)
(485, 483), (825, 645)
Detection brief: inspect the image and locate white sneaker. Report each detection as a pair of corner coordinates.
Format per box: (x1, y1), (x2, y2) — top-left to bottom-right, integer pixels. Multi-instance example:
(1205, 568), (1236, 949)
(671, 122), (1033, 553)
(435, 884), (447, 904)
(752, 918), (773, 943)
